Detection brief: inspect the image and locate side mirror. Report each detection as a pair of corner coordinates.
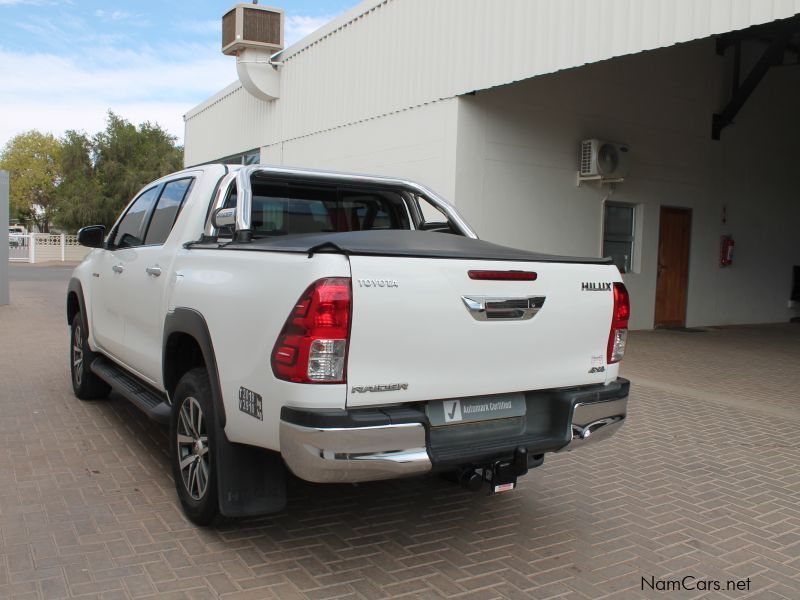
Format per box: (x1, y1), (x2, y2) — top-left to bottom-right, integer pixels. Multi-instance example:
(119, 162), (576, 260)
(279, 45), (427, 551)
(77, 225), (105, 248)
(212, 207), (236, 229)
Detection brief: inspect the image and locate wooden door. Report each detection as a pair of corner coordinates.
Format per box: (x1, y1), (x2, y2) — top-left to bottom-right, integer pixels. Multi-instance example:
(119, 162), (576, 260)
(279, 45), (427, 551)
(654, 207), (692, 327)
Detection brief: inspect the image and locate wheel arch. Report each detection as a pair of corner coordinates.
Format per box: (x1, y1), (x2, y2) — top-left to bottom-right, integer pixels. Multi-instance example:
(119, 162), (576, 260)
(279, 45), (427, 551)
(163, 308), (226, 427)
(67, 278), (89, 333)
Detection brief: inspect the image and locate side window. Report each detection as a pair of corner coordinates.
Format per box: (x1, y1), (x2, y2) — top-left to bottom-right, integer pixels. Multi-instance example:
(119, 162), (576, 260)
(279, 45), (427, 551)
(114, 187), (160, 249)
(144, 178), (194, 245)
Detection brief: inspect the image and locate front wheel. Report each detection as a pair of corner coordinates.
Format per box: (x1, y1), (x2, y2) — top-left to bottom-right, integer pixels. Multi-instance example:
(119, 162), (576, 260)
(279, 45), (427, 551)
(70, 313), (111, 400)
(170, 368), (219, 525)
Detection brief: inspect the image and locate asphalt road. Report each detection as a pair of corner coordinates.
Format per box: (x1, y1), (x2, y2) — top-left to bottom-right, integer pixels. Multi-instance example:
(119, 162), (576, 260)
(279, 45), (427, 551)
(7, 263), (76, 282)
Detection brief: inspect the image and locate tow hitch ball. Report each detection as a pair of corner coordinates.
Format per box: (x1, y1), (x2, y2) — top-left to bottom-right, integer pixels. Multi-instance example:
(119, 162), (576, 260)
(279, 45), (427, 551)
(459, 447), (532, 494)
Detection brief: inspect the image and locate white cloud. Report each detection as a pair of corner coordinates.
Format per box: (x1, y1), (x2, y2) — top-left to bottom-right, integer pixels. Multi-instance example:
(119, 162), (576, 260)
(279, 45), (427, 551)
(0, 47), (236, 146)
(0, 8), (349, 148)
(94, 9), (144, 23)
(0, 0), (53, 5)
(285, 14), (335, 46)
(15, 15), (127, 48)
(179, 19), (221, 36)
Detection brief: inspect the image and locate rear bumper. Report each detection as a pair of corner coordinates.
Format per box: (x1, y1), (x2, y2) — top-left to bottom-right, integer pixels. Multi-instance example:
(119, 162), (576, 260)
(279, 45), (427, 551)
(279, 422), (430, 483)
(280, 378), (629, 483)
(562, 397), (627, 451)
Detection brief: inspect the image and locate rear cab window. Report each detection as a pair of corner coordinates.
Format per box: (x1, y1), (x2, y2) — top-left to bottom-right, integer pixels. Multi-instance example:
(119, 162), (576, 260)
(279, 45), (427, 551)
(248, 181), (411, 237)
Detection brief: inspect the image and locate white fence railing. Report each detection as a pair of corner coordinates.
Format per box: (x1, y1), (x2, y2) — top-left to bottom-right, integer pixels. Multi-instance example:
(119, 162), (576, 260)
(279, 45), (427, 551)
(8, 233), (91, 264)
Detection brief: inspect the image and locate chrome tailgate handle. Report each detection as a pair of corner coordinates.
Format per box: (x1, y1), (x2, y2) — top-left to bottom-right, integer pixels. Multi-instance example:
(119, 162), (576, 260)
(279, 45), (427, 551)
(145, 266), (162, 277)
(462, 295), (546, 321)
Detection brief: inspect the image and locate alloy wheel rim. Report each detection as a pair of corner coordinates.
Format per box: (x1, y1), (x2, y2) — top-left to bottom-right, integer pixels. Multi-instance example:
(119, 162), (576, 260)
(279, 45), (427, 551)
(72, 324), (83, 386)
(176, 396), (210, 500)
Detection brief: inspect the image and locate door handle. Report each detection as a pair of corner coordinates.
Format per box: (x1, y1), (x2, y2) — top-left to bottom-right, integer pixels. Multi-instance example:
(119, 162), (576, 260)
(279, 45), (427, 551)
(112, 264), (124, 274)
(145, 266), (162, 277)
(461, 295), (546, 321)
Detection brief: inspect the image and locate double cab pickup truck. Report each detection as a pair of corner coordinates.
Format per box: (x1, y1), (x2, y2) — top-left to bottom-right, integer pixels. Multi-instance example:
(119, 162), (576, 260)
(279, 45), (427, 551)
(68, 164), (630, 525)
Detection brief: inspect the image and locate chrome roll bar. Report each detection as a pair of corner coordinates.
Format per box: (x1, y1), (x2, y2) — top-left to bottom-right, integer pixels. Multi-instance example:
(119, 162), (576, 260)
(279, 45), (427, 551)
(203, 171), (238, 237)
(204, 164), (478, 239)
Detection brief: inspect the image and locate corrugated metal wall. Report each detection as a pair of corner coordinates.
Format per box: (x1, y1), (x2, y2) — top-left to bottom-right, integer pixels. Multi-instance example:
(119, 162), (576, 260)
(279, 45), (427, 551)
(184, 0), (800, 166)
(184, 83), (277, 166)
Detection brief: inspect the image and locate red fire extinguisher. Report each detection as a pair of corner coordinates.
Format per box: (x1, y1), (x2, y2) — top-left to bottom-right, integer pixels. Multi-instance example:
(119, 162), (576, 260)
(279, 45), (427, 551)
(720, 235), (734, 267)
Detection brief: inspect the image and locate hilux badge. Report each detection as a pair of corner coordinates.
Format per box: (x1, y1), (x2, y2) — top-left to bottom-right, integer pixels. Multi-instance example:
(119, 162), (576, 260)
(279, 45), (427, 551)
(582, 282), (612, 291)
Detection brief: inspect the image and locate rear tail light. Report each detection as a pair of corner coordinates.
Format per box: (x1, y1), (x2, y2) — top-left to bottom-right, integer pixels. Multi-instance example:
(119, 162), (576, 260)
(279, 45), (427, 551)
(271, 278), (351, 383)
(607, 282), (630, 364)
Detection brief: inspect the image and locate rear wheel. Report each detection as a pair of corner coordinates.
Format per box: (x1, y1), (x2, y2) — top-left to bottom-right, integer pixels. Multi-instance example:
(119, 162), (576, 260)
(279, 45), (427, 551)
(70, 313), (111, 400)
(170, 368), (219, 525)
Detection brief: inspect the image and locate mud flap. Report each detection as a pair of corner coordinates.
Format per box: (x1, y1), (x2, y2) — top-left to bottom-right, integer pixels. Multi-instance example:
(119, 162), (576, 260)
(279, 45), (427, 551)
(214, 422), (287, 517)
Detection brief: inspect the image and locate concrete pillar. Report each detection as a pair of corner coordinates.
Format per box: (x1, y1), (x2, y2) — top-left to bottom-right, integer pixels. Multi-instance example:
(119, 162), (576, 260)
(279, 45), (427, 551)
(0, 170), (8, 305)
(29, 233), (36, 264)
(61, 232), (66, 261)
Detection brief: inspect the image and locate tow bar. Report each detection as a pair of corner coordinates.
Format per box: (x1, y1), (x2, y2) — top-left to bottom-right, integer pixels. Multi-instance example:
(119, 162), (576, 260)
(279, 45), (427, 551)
(458, 446), (542, 494)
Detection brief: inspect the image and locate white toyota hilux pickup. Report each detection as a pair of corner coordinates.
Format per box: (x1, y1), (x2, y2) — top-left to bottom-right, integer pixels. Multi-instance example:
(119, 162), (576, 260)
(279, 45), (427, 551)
(67, 164), (630, 525)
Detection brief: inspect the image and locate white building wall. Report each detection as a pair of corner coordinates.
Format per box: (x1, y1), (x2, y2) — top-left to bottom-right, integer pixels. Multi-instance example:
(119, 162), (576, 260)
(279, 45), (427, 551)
(453, 38), (800, 329)
(260, 99), (460, 200)
(184, 83), (278, 167)
(184, 0), (800, 167)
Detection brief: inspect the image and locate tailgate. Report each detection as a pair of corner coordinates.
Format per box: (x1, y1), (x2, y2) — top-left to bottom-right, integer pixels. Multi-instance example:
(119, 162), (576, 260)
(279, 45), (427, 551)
(346, 256), (621, 407)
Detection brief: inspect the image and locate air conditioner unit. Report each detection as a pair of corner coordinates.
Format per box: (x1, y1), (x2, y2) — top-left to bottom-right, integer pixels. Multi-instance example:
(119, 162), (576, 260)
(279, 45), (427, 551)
(580, 139), (630, 179)
(222, 3), (284, 56)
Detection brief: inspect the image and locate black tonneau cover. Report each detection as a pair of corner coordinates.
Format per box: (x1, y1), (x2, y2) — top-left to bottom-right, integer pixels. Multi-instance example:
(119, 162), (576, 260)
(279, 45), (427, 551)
(212, 230), (612, 265)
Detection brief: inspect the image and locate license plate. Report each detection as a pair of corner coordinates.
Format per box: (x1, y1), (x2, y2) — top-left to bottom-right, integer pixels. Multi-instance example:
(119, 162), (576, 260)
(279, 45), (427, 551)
(426, 393), (526, 426)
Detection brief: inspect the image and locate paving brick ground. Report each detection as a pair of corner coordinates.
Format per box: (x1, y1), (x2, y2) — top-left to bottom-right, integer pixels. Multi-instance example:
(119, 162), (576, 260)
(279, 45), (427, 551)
(1, 264), (799, 599)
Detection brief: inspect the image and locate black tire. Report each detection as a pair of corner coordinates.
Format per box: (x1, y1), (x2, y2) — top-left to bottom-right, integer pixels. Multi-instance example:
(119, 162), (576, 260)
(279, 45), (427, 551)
(70, 313), (111, 400)
(170, 368), (219, 526)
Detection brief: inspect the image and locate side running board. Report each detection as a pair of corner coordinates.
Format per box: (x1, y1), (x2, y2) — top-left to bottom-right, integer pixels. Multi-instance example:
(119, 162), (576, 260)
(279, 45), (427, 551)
(90, 356), (171, 424)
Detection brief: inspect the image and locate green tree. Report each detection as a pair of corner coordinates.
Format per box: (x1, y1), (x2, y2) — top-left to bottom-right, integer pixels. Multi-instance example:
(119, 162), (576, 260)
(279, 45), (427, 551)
(55, 131), (108, 232)
(0, 131), (62, 232)
(54, 112), (184, 231)
(94, 112), (183, 227)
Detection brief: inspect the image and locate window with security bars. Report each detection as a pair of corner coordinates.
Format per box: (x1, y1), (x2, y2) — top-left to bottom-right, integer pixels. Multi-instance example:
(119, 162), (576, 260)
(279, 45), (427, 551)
(603, 202), (635, 273)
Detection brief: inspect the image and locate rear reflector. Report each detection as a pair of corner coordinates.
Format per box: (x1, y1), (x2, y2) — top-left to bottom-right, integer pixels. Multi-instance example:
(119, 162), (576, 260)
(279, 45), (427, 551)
(271, 278), (351, 383)
(607, 282), (630, 364)
(493, 482), (516, 493)
(468, 270), (537, 281)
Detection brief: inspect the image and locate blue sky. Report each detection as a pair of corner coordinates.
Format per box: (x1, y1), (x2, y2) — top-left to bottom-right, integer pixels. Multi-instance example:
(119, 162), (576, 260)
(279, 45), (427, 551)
(0, 1), (356, 148)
